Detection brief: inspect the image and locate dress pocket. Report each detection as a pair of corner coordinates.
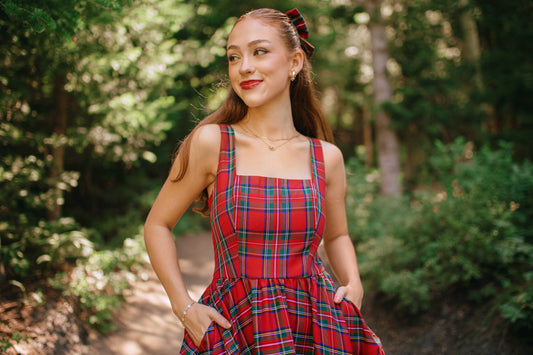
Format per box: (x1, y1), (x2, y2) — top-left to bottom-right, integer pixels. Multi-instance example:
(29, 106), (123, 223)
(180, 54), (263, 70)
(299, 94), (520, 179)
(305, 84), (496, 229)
(340, 296), (364, 317)
(197, 321), (216, 351)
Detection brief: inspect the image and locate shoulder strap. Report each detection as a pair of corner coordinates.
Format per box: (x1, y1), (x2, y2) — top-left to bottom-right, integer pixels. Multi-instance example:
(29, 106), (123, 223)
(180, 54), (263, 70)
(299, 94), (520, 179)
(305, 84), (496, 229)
(309, 138), (326, 202)
(216, 124), (235, 174)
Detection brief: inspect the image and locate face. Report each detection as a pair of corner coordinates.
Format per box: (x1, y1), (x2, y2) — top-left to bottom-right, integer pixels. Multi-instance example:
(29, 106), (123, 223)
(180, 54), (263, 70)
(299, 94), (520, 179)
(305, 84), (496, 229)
(226, 18), (301, 109)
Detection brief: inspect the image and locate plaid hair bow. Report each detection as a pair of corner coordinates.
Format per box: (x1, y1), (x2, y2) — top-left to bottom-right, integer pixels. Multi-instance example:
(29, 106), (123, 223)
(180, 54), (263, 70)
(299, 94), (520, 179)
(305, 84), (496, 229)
(285, 8), (315, 59)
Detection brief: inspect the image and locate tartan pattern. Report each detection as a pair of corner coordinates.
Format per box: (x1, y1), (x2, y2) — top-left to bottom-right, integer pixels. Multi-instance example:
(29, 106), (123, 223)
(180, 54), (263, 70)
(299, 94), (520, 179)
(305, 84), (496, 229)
(180, 125), (384, 354)
(235, 176), (319, 278)
(285, 8), (315, 58)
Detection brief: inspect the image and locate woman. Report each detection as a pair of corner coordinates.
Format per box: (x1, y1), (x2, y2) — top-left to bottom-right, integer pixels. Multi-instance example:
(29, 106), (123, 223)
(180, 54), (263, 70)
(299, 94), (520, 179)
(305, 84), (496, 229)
(144, 8), (384, 354)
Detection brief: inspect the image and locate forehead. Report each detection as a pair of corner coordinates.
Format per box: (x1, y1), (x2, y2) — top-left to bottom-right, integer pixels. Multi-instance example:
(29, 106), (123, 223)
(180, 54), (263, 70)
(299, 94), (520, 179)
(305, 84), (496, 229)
(227, 18), (282, 48)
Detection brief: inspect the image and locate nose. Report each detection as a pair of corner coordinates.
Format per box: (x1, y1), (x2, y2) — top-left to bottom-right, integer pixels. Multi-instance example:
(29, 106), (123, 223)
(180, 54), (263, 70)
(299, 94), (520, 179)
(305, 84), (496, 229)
(239, 55), (254, 75)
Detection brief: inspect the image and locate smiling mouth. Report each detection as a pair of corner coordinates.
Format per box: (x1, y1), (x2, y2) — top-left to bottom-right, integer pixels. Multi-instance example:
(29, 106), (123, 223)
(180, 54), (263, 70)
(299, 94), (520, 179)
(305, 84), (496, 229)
(240, 80), (262, 90)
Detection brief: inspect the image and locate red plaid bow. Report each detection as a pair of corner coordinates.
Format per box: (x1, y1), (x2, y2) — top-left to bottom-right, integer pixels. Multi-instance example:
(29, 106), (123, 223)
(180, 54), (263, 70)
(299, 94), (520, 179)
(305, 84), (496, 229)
(285, 8), (315, 59)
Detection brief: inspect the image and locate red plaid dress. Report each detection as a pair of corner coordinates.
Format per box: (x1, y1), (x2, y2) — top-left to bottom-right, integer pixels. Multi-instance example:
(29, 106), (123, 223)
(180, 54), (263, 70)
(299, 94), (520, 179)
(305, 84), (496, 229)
(180, 125), (384, 354)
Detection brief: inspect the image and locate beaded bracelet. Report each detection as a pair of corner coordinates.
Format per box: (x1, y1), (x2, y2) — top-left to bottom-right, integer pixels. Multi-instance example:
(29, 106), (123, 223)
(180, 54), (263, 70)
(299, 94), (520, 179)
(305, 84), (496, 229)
(180, 301), (196, 323)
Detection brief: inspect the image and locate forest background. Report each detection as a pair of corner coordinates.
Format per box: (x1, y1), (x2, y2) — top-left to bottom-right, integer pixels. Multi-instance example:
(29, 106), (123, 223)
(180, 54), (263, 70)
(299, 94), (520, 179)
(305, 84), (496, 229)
(1, 0), (532, 353)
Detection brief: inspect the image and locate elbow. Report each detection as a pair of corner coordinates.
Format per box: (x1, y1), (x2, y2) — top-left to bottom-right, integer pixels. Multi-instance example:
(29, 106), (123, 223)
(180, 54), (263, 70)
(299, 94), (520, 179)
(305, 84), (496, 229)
(143, 222), (151, 245)
(323, 233), (350, 244)
(143, 220), (173, 245)
(143, 218), (159, 244)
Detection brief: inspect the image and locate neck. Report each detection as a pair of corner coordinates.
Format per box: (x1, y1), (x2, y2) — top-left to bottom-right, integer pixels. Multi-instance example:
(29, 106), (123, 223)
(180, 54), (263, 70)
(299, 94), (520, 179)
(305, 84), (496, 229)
(244, 98), (296, 138)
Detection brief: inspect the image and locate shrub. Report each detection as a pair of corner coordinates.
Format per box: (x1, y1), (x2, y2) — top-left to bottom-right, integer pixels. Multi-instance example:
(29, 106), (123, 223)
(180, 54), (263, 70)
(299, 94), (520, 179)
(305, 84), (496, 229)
(0, 152), (87, 279)
(347, 139), (533, 329)
(49, 231), (148, 332)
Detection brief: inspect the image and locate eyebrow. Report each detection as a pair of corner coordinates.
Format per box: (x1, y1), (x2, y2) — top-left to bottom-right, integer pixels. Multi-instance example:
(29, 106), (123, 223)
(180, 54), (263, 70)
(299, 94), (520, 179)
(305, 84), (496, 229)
(227, 39), (271, 51)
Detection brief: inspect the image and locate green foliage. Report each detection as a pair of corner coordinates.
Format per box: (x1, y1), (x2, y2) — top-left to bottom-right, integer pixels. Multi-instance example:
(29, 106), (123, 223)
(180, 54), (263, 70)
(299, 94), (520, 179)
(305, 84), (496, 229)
(0, 130), (92, 278)
(49, 233), (148, 332)
(383, 0), (533, 186)
(0, 0), (130, 34)
(2, 0), (533, 337)
(66, 0), (199, 167)
(0, 0), (215, 278)
(347, 139), (533, 329)
(0, 215), (93, 278)
(499, 271), (533, 330)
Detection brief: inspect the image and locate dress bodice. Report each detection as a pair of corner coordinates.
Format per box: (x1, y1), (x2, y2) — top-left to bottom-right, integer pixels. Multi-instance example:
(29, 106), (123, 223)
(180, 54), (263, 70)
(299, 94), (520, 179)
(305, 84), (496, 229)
(208, 125), (326, 279)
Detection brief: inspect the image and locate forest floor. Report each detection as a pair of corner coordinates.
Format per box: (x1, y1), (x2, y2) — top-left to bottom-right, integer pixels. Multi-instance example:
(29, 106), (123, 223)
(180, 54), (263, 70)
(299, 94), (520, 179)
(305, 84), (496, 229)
(1, 232), (531, 354)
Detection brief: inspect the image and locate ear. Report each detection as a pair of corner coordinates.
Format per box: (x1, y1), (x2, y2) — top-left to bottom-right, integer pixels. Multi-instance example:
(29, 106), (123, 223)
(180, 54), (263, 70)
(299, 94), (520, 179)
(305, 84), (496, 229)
(290, 49), (305, 75)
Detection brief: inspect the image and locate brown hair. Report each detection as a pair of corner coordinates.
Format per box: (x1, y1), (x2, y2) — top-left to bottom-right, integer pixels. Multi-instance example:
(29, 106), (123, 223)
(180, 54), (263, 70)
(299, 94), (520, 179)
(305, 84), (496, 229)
(173, 8), (333, 214)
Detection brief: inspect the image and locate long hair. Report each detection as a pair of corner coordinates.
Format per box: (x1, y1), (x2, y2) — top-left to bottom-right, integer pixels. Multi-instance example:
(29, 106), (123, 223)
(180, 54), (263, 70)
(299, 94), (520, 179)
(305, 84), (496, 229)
(173, 8), (333, 214)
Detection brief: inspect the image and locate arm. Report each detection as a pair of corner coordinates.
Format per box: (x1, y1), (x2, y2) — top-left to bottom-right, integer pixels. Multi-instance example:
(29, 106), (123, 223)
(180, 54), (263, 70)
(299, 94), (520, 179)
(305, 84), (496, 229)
(144, 124), (230, 345)
(321, 142), (364, 309)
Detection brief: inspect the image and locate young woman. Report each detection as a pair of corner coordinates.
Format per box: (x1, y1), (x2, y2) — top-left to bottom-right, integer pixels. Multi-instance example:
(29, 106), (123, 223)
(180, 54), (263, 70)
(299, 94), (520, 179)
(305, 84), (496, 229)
(144, 8), (384, 354)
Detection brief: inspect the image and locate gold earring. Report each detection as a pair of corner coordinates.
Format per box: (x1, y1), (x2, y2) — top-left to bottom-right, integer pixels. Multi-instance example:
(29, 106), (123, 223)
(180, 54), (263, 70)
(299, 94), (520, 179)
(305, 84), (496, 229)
(290, 71), (296, 82)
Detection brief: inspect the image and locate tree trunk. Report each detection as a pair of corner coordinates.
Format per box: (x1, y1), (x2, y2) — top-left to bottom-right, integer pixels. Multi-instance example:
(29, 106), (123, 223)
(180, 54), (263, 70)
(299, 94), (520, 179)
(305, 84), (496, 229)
(46, 76), (67, 221)
(366, 0), (401, 195)
(458, 0), (500, 136)
(362, 104), (373, 167)
(459, 0), (483, 89)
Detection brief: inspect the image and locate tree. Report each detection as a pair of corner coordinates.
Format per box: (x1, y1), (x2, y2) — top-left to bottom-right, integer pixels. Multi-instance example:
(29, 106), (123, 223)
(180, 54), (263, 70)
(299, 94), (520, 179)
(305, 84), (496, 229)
(0, 0), (131, 280)
(0, 0), (200, 279)
(362, 0), (401, 195)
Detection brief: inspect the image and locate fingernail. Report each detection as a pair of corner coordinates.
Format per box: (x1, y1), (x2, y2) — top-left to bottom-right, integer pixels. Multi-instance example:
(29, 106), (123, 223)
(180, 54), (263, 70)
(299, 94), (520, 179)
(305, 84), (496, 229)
(225, 321), (231, 328)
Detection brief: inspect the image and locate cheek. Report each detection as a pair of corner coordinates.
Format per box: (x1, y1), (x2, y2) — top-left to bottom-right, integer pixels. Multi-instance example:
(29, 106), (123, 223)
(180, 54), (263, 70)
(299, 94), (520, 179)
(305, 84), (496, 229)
(268, 58), (289, 77)
(228, 66), (240, 87)
(228, 66), (238, 84)
(228, 65), (237, 80)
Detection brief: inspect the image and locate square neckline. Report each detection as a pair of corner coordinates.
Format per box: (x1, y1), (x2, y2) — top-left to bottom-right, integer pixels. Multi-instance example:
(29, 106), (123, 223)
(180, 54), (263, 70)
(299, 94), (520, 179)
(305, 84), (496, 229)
(229, 125), (314, 182)
(208, 124), (326, 210)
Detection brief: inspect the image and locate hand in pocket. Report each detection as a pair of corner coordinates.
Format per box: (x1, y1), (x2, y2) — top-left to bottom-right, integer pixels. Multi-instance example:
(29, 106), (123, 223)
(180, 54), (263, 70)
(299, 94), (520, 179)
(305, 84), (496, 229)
(334, 283), (363, 310)
(182, 303), (232, 347)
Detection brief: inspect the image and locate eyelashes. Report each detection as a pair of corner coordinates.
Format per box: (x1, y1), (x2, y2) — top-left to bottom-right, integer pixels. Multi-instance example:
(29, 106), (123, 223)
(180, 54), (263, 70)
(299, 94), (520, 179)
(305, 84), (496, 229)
(227, 48), (269, 62)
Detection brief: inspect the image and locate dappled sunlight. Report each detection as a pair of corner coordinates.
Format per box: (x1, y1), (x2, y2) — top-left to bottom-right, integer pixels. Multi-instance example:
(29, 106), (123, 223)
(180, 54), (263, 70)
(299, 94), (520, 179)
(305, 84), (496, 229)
(175, 233), (215, 300)
(99, 268), (185, 354)
(1, 0), (532, 353)
(86, 233), (216, 354)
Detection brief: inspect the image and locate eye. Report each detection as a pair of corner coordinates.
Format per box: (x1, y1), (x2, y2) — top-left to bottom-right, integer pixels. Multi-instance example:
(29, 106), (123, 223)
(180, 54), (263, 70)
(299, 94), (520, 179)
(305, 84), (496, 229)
(254, 48), (268, 56)
(227, 54), (239, 62)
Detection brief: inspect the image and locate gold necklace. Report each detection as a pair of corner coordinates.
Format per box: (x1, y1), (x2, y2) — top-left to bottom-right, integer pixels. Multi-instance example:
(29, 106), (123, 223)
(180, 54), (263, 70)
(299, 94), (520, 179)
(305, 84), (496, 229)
(243, 125), (300, 151)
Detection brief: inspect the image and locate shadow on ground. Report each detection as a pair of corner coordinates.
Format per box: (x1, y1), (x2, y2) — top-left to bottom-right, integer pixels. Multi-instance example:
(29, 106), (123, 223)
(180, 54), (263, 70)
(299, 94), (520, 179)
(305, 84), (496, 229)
(89, 232), (214, 355)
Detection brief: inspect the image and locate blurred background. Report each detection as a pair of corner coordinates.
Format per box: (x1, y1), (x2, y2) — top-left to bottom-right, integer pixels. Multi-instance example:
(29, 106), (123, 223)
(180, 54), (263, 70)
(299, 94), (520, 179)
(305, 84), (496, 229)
(1, 0), (532, 354)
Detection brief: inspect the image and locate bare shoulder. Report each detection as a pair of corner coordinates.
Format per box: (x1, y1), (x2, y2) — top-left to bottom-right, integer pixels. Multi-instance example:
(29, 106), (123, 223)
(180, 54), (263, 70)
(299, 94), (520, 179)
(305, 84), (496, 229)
(319, 140), (344, 169)
(317, 140), (345, 186)
(174, 123), (220, 177)
(190, 124), (221, 154)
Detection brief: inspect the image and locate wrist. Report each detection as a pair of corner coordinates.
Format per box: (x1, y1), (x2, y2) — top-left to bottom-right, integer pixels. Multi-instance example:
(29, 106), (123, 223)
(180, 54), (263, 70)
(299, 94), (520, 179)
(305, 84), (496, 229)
(346, 278), (363, 291)
(171, 295), (195, 316)
(179, 300), (196, 324)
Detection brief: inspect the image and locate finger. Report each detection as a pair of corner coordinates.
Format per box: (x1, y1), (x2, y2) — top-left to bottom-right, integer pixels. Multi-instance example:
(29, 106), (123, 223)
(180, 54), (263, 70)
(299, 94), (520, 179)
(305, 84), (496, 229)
(210, 309), (231, 329)
(334, 286), (346, 304)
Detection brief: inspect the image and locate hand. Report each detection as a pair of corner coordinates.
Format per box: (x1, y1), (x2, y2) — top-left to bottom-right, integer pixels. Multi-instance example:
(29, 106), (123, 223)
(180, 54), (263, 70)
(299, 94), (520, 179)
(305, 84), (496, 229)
(334, 281), (364, 310)
(179, 303), (231, 347)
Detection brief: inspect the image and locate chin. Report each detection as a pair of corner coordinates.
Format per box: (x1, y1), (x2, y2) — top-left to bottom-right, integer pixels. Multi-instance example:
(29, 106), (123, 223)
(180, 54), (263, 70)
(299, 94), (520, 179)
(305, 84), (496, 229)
(238, 94), (268, 109)
(241, 100), (264, 109)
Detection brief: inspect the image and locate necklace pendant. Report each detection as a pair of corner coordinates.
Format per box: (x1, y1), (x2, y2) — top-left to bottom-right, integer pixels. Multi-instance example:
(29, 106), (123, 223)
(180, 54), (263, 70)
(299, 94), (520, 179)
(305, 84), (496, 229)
(269, 145), (275, 150)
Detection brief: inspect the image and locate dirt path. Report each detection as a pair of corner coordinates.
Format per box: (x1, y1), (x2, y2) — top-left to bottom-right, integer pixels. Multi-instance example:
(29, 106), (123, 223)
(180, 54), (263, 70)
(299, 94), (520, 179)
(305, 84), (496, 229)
(91, 232), (214, 354)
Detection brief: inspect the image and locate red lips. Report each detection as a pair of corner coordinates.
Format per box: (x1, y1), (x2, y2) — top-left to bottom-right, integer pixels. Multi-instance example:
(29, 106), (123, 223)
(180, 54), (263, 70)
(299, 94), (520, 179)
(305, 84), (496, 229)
(240, 80), (262, 90)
